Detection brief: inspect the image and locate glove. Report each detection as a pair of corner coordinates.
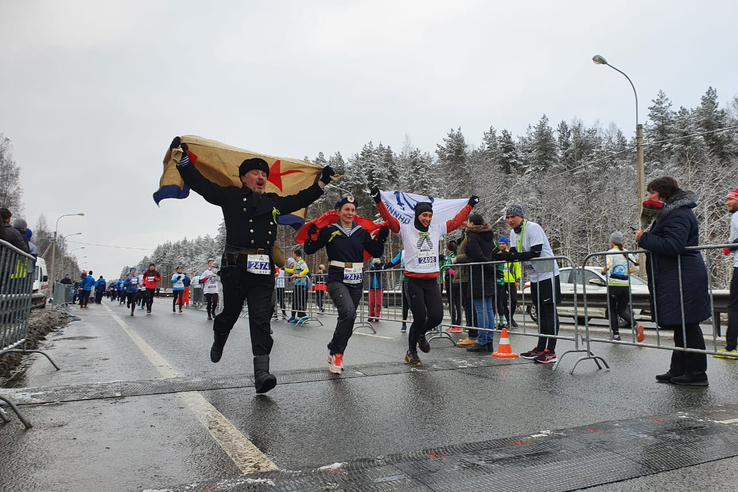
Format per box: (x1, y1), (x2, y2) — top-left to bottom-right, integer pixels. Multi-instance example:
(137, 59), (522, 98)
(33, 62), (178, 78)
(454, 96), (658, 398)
(377, 226), (389, 242)
(370, 186), (381, 204)
(724, 248), (732, 256)
(383, 262), (394, 270)
(468, 195), (480, 207)
(170, 136), (181, 149)
(319, 166), (335, 185)
(308, 223), (318, 237)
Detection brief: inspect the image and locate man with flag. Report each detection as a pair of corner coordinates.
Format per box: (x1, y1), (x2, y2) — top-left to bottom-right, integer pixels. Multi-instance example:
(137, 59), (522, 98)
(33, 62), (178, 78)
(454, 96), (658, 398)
(169, 136), (335, 394)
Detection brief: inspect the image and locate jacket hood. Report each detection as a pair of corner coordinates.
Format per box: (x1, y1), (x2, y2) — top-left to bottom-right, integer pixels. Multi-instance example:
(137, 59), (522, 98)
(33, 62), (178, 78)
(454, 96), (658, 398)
(657, 189), (697, 219)
(466, 223), (495, 240)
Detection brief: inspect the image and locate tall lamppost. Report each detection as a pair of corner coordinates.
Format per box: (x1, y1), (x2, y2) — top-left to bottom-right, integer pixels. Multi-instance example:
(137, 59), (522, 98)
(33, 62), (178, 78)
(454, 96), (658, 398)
(51, 213), (84, 286)
(592, 55), (645, 213)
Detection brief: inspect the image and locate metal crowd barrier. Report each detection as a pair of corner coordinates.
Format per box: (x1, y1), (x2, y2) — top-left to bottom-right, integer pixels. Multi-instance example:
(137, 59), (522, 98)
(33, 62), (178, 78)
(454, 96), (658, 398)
(567, 243), (735, 374)
(52, 283), (74, 307)
(0, 239), (59, 429)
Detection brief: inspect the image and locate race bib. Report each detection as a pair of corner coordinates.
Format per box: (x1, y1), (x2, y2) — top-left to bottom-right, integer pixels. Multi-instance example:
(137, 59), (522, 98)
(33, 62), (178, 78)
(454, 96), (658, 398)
(344, 266), (363, 284)
(148, 276), (155, 282)
(247, 254), (271, 275)
(524, 262), (535, 273)
(130, 278), (138, 285)
(418, 250), (438, 267)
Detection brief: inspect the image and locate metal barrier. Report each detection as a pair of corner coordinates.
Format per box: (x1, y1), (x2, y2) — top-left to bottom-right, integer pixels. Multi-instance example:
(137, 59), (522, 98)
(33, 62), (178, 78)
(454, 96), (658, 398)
(0, 239), (60, 428)
(52, 283), (74, 307)
(568, 243), (734, 374)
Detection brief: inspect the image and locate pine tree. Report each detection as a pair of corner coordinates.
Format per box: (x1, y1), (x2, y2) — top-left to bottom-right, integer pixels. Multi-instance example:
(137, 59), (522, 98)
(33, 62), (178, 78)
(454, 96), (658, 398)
(0, 134), (24, 214)
(436, 127), (472, 195)
(556, 120), (574, 172)
(497, 129), (520, 175)
(695, 87), (732, 161)
(645, 90), (676, 165)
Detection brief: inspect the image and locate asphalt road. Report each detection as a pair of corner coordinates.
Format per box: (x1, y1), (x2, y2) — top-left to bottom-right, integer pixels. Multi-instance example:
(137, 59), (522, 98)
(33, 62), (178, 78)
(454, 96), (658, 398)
(3, 299), (738, 491)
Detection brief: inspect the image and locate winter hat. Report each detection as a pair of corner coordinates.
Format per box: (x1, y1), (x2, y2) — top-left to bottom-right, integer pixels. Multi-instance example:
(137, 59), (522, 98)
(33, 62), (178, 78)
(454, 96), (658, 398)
(414, 202), (433, 217)
(25, 228), (32, 239)
(12, 218), (27, 229)
(506, 204), (524, 219)
(727, 188), (738, 201)
(372, 258), (381, 265)
(610, 231), (624, 245)
(335, 196), (356, 210)
(129, 267), (136, 272)
(239, 158), (270, 177)
(499, 236), (509, 244)
(287, 257), (296, 265)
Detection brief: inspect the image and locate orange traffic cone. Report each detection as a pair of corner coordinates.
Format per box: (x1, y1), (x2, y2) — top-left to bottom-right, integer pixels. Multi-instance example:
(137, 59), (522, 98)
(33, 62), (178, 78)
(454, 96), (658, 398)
(492, 328), (519, 358)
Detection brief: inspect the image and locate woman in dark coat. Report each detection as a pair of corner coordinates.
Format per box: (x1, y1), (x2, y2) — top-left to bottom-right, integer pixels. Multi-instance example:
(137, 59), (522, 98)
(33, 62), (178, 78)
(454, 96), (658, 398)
(464, 213), (499, 352)
(635, 176), (711, 386)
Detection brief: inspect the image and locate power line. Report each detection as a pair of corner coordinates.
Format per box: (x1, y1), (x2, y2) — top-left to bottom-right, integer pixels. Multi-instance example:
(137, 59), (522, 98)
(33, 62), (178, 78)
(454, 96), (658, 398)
(65, 240), (155, 251)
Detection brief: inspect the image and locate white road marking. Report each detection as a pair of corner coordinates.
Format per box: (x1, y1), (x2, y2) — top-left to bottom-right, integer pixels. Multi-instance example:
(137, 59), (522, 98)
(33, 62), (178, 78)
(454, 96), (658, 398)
(103, 304), (277, 473)
(714, 418), (738, 424)
(352, 332), (392, 339)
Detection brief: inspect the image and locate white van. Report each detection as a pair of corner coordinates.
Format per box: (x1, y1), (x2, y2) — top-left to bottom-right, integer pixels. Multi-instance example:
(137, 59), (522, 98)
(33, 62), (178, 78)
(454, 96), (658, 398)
(32, 257), (49, 307)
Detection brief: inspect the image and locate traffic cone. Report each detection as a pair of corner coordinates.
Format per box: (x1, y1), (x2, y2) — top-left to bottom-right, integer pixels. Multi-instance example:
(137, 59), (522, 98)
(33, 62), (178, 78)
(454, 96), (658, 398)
(492, 328), (519, 358)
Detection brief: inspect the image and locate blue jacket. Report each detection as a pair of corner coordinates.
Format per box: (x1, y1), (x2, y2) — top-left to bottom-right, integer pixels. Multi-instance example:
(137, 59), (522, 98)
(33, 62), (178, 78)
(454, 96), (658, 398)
(171, 273), (186, 291)
(79, 275), (95, 292)
(116, 280), (124, 291)
(123, 274), (140, 293)
(94, 278), (106, 291)
(369, 263), (383, 289)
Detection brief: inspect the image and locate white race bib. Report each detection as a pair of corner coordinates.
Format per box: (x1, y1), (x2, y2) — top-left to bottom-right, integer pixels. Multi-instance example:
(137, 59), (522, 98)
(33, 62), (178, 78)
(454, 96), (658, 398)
(418, 250), (438, 267)
(130, 278), (138, 285)
(247, 254), (271, 275)
(343, 266), (363, 284)
(148, 276), (155, 282)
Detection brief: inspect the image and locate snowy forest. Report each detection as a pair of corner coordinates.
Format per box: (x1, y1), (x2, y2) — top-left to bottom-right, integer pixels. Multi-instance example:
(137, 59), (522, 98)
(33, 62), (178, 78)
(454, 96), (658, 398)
(124, 87), (738, 288)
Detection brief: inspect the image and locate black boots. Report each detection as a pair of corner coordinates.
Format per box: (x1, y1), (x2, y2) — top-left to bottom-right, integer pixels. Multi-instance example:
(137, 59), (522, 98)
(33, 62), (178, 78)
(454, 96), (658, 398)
(254, 355), (277, 394)
(210, 332), (229, 363)
(467, 342), (494, 353)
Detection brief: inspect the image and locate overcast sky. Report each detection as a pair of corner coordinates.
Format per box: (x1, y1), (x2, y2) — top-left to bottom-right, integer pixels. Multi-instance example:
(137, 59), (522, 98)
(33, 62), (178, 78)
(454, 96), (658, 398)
(1, 0), (736, 280)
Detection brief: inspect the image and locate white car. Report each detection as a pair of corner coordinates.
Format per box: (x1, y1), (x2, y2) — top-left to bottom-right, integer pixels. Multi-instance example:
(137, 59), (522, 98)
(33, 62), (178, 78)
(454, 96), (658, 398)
(524, 266), (649, 324)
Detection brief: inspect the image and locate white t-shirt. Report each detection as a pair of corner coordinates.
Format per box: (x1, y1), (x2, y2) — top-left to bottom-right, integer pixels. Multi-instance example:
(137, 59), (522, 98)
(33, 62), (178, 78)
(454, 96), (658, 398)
(509, 220), (559, 283)
(730, 212), (738, 268)
(275, 268), (285, 288)
(192, 275), (202, 288)
(400, 222), (447, 275)
(201, 269), (219, 294)
(137, 274), (146, 291)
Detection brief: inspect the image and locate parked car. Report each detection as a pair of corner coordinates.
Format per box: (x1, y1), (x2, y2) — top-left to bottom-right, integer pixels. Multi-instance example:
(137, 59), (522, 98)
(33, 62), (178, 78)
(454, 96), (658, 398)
(524, 266), (650, 324)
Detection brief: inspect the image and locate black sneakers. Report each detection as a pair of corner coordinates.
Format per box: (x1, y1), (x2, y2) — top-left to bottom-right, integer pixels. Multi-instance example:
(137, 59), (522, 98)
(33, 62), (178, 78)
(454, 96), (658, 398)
(210, 333), (229, 363)
(417, 336), (431, 353)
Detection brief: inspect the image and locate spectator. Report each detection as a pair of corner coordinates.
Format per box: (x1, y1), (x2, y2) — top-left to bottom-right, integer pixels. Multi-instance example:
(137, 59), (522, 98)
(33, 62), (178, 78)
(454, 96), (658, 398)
(314, 263), (327, 313)
(454, 224), (478, 347)
(464, 213), (498, 352)
(285, 249), (309, 323)
(635, 176), (711, 386)
(12, 219), (31, 252)
(444, 241), (462, 330)
(60, 273), (72, 285)
(498, 237), (520, 328)
(78, 270), (95, 308)
(368, 259), (384, 322)
(717, 187), (738, 359)
(1, 207), (29, 253)
(273, 266), (287, 320)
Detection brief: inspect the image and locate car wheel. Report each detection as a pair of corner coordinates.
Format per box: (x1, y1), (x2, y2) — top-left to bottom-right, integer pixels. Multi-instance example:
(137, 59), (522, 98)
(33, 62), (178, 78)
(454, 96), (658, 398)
(527, 305), (537, 322)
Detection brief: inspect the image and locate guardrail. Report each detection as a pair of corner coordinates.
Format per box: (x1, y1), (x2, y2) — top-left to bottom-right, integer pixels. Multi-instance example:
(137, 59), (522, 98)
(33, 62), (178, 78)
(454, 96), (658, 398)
(1, 239), (60, 428)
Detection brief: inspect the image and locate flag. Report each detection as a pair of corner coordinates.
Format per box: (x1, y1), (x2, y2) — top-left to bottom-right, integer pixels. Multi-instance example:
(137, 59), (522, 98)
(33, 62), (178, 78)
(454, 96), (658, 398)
(294, 210), (388, 261)
(153, 135), (323, 229)
(378, 190), (468, 226)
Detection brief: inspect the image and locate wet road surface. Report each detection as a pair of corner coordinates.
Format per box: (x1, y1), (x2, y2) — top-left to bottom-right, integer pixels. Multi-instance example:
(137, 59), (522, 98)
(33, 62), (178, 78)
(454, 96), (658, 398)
(3, 299), (738, 491)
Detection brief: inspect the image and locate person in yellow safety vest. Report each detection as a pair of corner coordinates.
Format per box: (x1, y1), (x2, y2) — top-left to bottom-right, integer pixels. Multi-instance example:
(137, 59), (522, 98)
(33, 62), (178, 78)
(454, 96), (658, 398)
(498, 237), (521, 328)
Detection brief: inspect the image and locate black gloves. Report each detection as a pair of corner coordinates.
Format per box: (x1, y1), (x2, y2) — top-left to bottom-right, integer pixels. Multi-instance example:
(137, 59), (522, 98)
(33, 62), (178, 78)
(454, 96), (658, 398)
(307, 223), (318, 237)
(319, 166), (335, 185)
(170, 136), (181, 149)
(370, 186), (381, 204)
(383, 262), (394, 270)
(377, 226), (389, 242)
(468, 195), (480, 207)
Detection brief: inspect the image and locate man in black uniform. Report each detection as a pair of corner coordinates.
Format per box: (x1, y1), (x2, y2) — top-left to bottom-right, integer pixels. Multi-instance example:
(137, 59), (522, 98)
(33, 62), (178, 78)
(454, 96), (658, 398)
(172, 137), (334, 393)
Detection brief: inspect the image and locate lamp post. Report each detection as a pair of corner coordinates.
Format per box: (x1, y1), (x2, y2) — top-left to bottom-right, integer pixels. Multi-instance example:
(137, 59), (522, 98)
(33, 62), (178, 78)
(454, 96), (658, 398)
(51, 213), (84, 285)
(592, 55), (645, 214)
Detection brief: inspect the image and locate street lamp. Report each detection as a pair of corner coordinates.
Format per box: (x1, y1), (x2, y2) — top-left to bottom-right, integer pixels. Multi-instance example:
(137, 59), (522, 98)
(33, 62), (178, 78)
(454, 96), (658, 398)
(592, 55), (645, 214)
(51, 213), (84, 285)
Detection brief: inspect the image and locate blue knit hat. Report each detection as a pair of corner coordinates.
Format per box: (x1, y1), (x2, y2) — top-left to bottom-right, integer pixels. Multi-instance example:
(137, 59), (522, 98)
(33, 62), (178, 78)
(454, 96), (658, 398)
(499, 236), (509, 244)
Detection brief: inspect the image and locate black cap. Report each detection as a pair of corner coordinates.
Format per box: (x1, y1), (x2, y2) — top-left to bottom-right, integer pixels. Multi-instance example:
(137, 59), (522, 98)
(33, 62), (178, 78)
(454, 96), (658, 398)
(414, 202), (433, 217)
(335, 196), (356, 210)
(239, 158), (270, 177)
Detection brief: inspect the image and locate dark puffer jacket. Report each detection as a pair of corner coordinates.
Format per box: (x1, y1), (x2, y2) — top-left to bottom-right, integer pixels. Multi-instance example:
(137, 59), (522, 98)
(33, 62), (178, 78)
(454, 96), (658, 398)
(465, 223), (498, 299)
(638, 189), (711, 325)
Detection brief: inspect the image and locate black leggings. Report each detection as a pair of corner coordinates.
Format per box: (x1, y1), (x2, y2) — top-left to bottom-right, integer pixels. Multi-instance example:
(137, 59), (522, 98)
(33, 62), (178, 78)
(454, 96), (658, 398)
(406, 277), (444, 352)
(127, 291), (137, 315)
(205, 293), (219, 317)
(401, 279), (410, 323)
(173, 291), (184, 311)
(607, 285), (634, 335)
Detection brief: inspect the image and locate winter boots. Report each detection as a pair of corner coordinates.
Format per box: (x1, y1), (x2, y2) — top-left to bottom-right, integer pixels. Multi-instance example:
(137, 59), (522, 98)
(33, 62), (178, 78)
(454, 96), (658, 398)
(210, 332), (229, 363)
(254, 355), (277, 394)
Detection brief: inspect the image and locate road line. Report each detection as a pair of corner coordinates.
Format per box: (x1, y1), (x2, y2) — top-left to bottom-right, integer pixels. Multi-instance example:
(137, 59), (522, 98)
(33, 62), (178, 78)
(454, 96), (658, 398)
(103, 304), (278, 473)
(352, 332), (392, 339)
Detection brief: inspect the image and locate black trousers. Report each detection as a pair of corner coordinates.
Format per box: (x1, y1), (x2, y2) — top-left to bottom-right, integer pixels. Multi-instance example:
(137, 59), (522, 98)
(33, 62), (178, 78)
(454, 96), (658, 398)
(79, 290), (90, 307)
(127, 291), (137, 315)
(665, 323), (707, 376)
(276, 287), (286, 315)
(506, 282), (518, 322)
(406, 277), (444, 352)
(607, 285), (634, 335)
(292, 285), (307, 318)
(449, 282), (462, 325)
(205, 293), (219, 317)
(401, 279), (410, 323)
(530, 276), (561, 352)
(496, 284), (509, 322)
(214, 265), (274, 356)
(95, 290), (104, 303)
(461, 281), (477, 338)
(726, 267), (738, 350)
(146, 288), (156, 311)
(173, 290), (184, 311)
(327, 281), (363, 355)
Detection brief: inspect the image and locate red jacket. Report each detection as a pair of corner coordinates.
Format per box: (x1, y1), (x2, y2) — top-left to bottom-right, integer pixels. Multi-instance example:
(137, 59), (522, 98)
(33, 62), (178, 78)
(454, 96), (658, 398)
(142, 270), (162, 289)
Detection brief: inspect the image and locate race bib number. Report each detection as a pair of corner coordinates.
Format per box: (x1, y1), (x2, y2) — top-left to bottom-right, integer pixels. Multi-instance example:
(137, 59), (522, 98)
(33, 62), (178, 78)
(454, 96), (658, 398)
(130, 278), (138, 285)
(418, 250), (438, 267)
(524, 262), (535, 274)
(247, 254), (271, 275)
(344, 266), (363, 284)
(148, 276), (155, 282)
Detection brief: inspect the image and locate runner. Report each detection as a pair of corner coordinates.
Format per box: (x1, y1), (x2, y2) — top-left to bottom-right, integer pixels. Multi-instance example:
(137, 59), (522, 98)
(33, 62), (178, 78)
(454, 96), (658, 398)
(123, 267), (140, 316)
(191, 271), (204, 309)
(372, 187), (477, 366)
(201, 259), (220, 321)
(171, 267), (186, 313)
(304, 196), (388, 374)
(142, 263), (162, 314)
